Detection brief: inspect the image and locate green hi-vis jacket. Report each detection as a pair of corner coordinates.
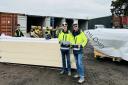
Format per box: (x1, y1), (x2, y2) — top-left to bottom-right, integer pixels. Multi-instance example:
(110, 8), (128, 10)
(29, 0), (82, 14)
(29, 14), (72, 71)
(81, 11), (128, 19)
(72, 31), (88, 48)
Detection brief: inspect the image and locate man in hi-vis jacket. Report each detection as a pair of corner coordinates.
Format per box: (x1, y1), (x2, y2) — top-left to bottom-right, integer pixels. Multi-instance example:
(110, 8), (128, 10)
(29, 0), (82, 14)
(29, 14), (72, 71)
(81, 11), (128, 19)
(71, 22), (88, 83)
(58, 22), (73, 76)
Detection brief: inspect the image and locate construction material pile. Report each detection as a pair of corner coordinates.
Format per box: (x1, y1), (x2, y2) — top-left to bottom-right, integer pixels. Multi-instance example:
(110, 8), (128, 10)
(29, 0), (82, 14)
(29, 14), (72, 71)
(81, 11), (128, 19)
(85, 28), (128, 61)
(0, 36), (76, 68)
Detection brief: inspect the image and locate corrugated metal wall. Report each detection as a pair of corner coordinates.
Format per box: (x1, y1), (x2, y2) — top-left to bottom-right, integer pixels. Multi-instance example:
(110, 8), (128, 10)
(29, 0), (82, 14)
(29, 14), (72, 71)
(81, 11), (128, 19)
(0, 13), (17, 36)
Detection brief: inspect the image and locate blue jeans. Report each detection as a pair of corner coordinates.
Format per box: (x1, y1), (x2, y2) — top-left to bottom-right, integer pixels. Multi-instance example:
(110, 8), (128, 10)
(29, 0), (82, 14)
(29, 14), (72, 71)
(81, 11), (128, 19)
(74, 52), (85, 78)
(60, 50), (71, 72)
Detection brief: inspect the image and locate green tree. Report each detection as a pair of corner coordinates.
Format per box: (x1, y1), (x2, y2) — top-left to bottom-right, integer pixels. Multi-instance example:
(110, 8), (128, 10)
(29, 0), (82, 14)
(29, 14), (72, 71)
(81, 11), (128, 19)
(111, 0), (128, 16)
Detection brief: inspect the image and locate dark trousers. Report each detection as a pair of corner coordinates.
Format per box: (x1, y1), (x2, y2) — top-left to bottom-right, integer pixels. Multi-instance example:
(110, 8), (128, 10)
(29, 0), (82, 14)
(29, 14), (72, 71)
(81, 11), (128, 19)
(60, 49), (71, 72)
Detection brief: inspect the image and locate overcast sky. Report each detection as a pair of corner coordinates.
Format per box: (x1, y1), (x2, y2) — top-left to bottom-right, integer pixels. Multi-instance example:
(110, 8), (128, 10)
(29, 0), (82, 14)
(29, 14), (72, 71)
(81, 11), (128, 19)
(0, 0), (112, 19)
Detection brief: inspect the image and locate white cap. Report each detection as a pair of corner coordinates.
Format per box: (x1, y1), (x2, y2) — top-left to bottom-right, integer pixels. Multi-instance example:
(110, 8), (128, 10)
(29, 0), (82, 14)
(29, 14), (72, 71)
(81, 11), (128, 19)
(73, 20), (78, 25)
(73, 22), (78, 25)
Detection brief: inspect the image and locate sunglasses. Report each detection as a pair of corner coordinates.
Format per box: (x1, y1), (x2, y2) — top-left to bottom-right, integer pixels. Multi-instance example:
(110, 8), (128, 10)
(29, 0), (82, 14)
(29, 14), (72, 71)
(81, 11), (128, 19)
(62, 24), (67, 26)
(73, 25), (78, 27)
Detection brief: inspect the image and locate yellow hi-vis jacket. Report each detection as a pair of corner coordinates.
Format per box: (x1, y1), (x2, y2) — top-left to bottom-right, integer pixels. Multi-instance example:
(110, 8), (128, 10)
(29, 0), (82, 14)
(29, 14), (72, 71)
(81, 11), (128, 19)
(58, 30), (73, 50)
(72, 31), (88, 48)
(45, 29), (51, 35)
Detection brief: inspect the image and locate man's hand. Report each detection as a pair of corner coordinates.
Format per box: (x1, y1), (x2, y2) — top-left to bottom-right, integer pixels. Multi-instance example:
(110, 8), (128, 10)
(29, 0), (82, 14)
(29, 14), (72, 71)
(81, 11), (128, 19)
(78, 45), (81, 48)
(78, 44), (82, 48)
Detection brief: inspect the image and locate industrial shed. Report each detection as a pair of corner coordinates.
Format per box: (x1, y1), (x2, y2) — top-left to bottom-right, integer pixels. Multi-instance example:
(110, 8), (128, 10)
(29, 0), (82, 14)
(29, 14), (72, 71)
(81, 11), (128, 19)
(0, 12), (88, 36)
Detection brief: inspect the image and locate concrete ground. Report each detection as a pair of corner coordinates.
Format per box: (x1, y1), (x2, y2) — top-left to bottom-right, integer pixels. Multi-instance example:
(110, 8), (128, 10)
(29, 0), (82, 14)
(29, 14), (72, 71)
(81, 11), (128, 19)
(0, 43), (128, 85)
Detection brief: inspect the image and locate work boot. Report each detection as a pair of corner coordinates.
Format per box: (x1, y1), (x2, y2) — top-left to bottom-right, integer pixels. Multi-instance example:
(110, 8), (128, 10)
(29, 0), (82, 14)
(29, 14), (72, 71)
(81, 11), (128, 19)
(78, 77), (85, 83)
(68, 72), (71, 76)
(73, 74), (79, 78)
(60, 70), (65, 74)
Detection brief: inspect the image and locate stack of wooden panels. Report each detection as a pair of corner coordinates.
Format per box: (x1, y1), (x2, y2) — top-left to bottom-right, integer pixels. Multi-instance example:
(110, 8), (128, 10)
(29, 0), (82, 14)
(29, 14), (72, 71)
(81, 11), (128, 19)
(0, 37), (76, 69)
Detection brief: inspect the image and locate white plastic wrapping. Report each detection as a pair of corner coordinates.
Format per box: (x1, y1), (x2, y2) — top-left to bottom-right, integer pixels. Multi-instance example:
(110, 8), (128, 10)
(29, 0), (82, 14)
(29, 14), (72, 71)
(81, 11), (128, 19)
(85, 28), (128, 61)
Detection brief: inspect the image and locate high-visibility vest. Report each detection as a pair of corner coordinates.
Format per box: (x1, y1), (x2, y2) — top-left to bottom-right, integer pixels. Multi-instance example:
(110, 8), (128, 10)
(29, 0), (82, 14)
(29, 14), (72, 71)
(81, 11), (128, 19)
(72, 31), (88, 48)
(58, 30), (73, 50)
(14, 29), (24, 37)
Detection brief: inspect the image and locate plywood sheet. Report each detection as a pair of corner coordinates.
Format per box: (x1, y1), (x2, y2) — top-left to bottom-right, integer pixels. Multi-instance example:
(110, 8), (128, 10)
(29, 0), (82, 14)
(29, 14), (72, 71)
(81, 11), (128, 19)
(0, 39), (76, 69)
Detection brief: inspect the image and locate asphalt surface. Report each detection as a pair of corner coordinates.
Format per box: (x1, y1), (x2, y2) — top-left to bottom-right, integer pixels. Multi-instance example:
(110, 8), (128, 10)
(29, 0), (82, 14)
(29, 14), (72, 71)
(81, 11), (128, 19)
(0, 43), (128, 85)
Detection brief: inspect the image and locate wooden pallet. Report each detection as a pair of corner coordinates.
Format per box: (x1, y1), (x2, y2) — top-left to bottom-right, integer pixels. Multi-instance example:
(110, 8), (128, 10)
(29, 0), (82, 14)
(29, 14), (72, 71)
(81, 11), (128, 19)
(94, 49), (121, 62)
